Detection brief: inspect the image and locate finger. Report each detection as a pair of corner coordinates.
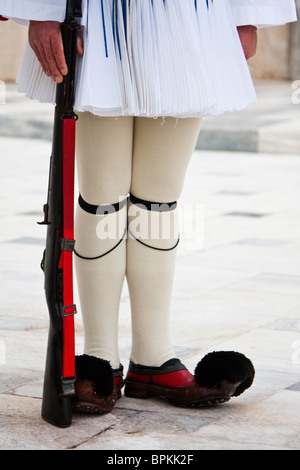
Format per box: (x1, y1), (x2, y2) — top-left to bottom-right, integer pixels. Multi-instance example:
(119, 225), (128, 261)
(77, 36), (84, 56)
(28, 34), (50, 77)
(31, 41), (51, 77)
(50, 33), (68, 77)
(43, 40), (64, 83)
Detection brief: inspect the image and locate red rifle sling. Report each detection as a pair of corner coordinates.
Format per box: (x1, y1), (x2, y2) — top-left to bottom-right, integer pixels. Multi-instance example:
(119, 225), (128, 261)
(61, 117), (76, 379)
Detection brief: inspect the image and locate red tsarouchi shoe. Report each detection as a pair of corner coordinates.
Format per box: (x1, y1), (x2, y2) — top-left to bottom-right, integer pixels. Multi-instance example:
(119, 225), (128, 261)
(124, 351), (255, 407)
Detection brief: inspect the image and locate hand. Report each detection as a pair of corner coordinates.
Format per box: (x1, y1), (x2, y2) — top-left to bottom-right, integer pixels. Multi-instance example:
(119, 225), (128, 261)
(237, 25), (257, 60)
(28, 20), (84, 83)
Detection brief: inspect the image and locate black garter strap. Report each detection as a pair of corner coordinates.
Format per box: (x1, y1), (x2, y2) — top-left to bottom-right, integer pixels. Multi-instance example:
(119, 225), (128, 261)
(75, 194), (127, 260)
(78, 194), (127, 215)
(76, 194), (180, 257)
(74, 227), (127, 260)
(128, 193), (180, 251)
(129, 193), (177, 212)
(128, 228), (180, 251)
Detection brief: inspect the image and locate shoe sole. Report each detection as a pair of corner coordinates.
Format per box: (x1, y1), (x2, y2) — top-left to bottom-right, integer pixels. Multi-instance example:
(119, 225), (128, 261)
(72, 402), (113, 414)
(72, 386), (123, 414)
(124, 380), (231, 408)
(72, 391), (122, 414)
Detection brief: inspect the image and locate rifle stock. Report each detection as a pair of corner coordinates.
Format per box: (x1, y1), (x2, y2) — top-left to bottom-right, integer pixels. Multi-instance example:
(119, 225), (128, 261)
(39, 1), (82, 428)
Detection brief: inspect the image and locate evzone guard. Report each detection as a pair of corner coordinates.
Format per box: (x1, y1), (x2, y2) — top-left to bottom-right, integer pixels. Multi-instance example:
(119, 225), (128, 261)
(0, 0), (297, 427)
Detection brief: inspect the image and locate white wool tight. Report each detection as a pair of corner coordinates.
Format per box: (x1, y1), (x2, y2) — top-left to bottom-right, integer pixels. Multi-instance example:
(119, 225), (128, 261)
(74, 114), (202, 369)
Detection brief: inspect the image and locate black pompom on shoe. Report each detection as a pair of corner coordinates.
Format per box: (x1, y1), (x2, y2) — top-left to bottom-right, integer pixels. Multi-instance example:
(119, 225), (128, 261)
(194, 351), (255, 397)
(75, 354), (114, 396)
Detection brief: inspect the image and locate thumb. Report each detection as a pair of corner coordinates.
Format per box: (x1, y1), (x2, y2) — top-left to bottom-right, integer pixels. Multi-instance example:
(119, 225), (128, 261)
(77, 36), (84, 56)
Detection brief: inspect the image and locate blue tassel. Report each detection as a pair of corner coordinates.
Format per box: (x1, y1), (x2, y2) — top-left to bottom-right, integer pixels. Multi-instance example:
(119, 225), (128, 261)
(101, 0), (108, 58)
(122, 0), (127, 43)
(101, 0), (213, 59)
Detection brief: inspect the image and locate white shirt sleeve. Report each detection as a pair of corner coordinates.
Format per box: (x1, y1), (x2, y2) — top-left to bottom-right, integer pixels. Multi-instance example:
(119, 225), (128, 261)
(0, 0), (66, 23)
(229, 0), (297, 27)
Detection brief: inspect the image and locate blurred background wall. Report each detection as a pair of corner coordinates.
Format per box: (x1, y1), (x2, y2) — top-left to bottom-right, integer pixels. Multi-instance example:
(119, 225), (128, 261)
(0, 20), (28, 83)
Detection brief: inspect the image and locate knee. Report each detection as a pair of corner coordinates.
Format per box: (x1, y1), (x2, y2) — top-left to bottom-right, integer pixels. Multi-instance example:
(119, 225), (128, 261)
(127, 193), (179, 249)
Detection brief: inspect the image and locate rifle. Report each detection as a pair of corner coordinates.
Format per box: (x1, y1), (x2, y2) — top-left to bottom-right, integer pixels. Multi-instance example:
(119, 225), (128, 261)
(38, 0), (82, 428)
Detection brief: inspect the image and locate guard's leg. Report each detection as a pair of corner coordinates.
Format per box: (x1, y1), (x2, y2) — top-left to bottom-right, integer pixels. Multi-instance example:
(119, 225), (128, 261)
(74, 114), (133, 369)
(127, 117), (202, 366)
(74, 195), (128, 369)
(125, 117), (255, 407)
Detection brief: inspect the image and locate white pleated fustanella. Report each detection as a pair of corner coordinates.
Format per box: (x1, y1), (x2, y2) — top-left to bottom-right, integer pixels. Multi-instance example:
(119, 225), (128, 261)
(17, 0), (257, 118)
